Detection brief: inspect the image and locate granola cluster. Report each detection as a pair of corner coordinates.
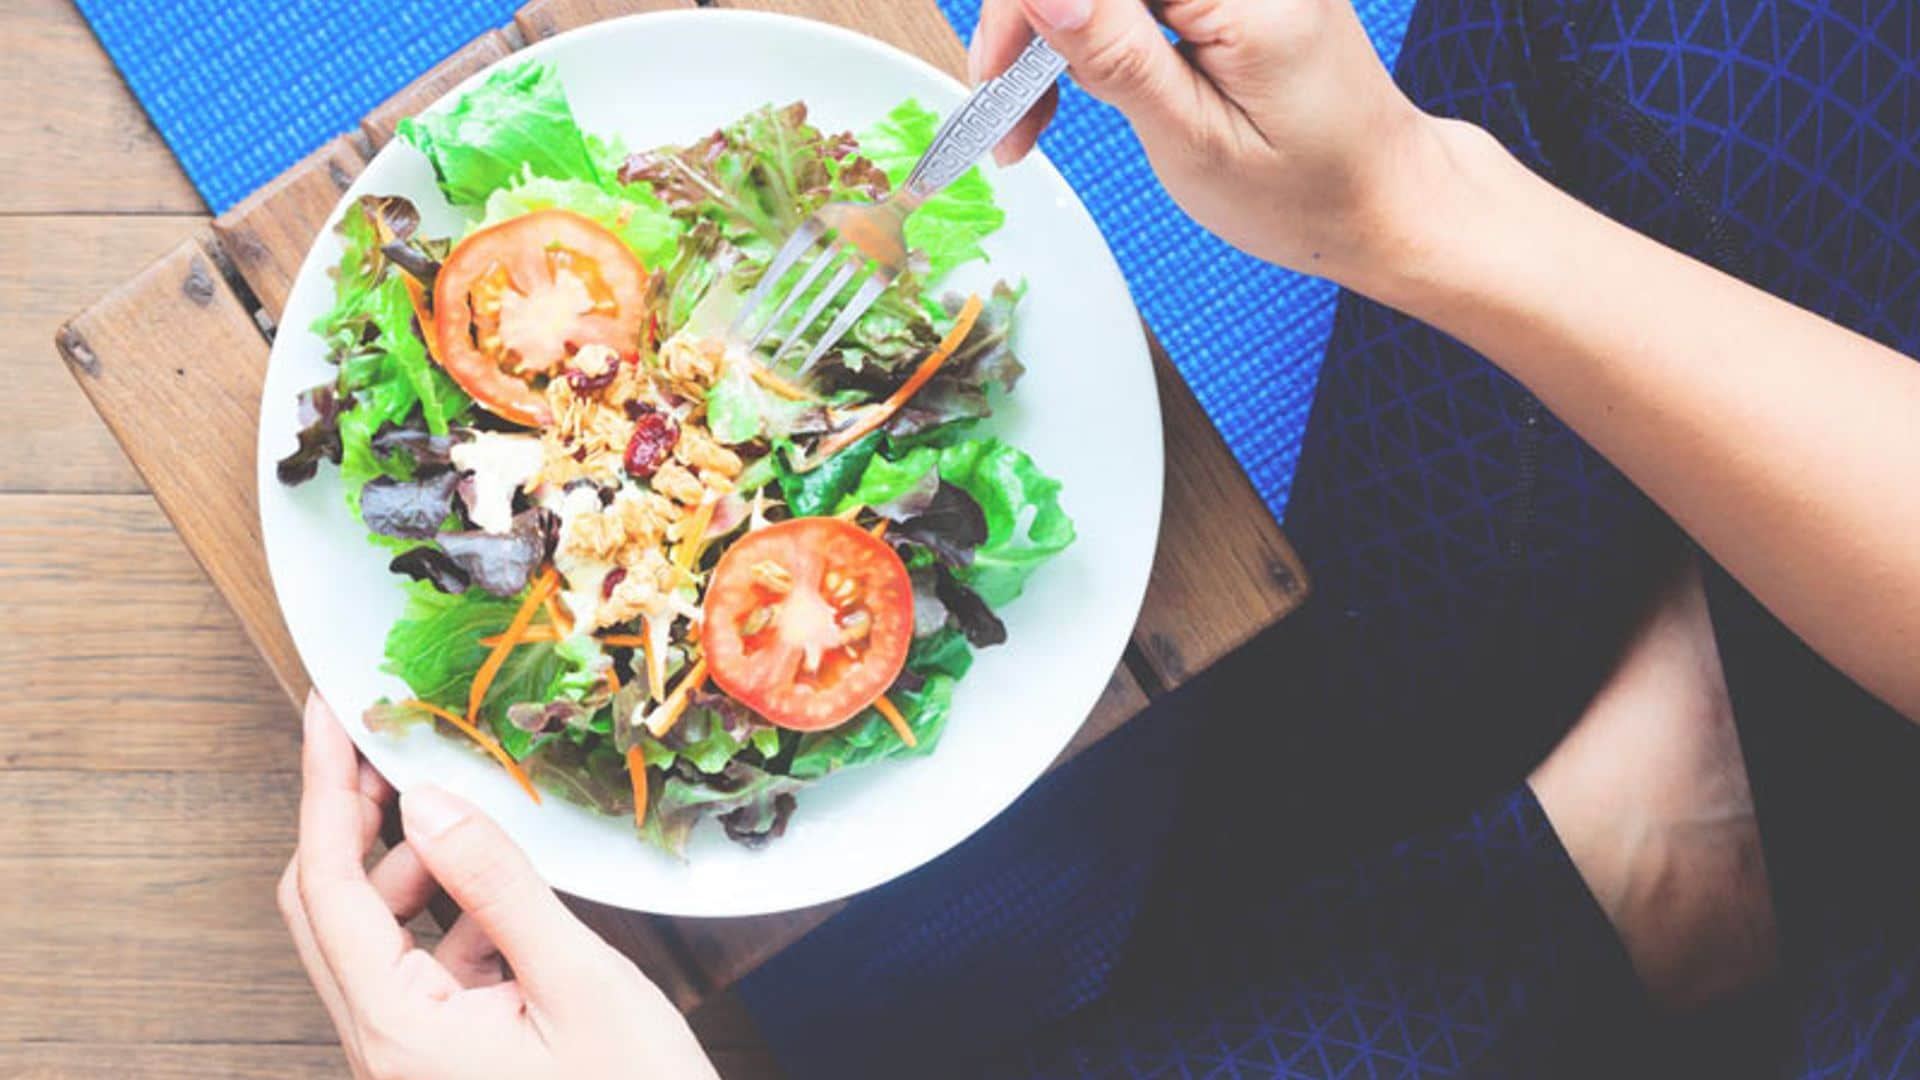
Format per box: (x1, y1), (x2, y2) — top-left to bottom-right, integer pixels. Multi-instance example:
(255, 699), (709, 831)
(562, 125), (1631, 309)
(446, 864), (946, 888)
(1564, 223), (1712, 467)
(541, 335), (757, 631)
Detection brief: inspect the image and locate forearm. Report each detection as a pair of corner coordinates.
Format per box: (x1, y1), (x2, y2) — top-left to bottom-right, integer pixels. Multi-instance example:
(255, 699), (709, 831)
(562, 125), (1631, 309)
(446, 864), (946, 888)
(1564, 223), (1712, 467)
(1349, 119), (1920, 719)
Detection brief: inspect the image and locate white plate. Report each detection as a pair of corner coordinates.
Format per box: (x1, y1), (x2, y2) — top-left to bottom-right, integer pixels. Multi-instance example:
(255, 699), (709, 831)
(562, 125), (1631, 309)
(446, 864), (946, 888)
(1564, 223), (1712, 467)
(257, 9), (1161, 917)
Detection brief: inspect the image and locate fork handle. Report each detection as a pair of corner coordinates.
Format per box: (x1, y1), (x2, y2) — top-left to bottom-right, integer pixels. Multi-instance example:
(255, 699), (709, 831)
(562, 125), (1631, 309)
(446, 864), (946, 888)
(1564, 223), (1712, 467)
(902, 35), (1069, 204)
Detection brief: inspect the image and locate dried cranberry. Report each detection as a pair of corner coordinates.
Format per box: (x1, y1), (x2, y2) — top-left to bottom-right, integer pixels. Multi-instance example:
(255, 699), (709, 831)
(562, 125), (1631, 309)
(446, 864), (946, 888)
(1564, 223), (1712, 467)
(566, 364), (618, 395)
(601, 567), (628, 599)
(623, 407), (679, 478)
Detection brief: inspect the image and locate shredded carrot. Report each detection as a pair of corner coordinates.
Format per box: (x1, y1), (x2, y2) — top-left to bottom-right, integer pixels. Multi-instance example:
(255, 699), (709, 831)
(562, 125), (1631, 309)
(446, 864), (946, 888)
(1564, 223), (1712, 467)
(834, 503), (865, 521)
(747, 361), (817, 402)
(486, 622), (562, 647)
(604, 663), (621, 697)
(543, 593), (574, 638)
(806, 294), (984, 467)
(479, 623), (561, 648)
(598, 633), (649, 648)
(874, 694), (917, 748)
(675, 498), (718, 570)
(869, 518), (889, 540)
(403, 699), (541, 804)
(646, 658), (709, 737)
(640, 616), (667, 704)
(626, 745), (649, 830)
(468, 568), (558, 726)
(402, 276), (442, 364)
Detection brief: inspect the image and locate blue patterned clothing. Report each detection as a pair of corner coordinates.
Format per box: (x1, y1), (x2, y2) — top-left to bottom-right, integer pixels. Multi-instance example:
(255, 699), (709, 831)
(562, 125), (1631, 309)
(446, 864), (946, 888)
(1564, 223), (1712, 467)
(740, 0), (1920, 1075)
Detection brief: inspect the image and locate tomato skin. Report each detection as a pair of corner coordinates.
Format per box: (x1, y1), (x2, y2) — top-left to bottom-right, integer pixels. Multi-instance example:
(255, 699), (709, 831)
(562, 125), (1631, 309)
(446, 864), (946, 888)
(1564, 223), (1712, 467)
(702, 518), (914, 731)
(431, 209), (649, 428)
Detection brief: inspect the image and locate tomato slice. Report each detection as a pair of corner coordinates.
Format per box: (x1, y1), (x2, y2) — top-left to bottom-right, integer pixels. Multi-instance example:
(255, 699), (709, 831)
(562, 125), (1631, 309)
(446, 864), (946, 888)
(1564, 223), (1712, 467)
(431, 209), (649, 427)
(701, 518), (914, 731)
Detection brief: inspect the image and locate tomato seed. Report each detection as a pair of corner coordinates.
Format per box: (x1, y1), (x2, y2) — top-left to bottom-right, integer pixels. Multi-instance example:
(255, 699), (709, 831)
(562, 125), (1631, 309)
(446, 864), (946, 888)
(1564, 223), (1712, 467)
(741, 604), (778, 636)
(750, 560), (794, 594)
(838, 609), (871, 644)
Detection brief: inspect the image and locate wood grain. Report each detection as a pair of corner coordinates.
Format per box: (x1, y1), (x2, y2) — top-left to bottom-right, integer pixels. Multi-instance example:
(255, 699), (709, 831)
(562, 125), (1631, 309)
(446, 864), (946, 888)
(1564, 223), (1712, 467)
(0, 494), (292, 773)
(212, 136), (365, 319)
(361, 31), (518, 151)
(1136, 342), (1311, 686)
(56, 234), (308, 702)
(0, 1043), (343, 1080)
(515, 0), (698, 43)
(0, 769), (329, 1044)
(0, 0), (202, 214)
(0, 214), (199, 494)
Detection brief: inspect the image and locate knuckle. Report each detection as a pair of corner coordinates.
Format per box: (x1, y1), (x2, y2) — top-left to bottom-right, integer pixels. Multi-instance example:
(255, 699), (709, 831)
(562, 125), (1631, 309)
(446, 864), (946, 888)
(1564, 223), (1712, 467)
(439, 819), (529, 907)
(1078, 30), (1158, 93)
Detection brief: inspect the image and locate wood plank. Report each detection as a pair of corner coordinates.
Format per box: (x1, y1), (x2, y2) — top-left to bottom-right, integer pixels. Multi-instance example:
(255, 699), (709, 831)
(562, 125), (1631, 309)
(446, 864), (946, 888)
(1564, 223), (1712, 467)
(0, 214), (200, 494)
(515, 0), (698, 43)
(0, 0), (203, 214)
(56, 234), (308, 702)
(672, 663), (1149, 991)
(710, 0), (968, 77)
(690, 993), (783, 1079)
(0, 494), (291, 772)
(1136, 342), (1310, 686)
(212, 136), (365, 319)
(0, 1043), (344, 1080)
(0, 769), (330, 1043)
(361, 31), (517, 151)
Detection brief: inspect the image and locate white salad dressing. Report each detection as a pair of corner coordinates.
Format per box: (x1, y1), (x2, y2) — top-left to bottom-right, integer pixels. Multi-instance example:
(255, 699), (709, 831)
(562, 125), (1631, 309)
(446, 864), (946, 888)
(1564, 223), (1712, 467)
(449, 432), (545, 534)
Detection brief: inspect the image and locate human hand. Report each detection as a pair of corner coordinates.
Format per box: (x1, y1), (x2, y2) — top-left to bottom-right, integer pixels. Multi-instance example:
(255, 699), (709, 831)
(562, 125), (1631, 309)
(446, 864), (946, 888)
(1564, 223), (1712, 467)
(279, 692), (717, 1080)
(971, 0), (1445, 281)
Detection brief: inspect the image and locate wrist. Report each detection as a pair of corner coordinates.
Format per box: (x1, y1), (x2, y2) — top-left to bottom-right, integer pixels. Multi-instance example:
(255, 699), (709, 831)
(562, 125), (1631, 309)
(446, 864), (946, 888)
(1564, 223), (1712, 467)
(1338, 115), (1517, 313)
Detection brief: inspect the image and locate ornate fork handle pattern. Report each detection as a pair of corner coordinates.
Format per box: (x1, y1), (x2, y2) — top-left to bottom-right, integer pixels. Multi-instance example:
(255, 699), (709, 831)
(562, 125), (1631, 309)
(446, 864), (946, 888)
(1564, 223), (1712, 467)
(903, 36), (1069, 203)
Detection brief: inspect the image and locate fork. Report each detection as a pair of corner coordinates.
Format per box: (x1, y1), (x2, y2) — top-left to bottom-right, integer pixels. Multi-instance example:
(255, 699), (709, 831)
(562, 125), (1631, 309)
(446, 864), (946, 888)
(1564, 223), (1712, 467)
(731, 35), (1069, 373)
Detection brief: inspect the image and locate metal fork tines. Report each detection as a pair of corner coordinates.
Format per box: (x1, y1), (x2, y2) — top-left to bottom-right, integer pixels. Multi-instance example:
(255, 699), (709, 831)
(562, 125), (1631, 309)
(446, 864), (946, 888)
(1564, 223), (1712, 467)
(731, 214), (895, 375)
(728, 32), (1068, 373)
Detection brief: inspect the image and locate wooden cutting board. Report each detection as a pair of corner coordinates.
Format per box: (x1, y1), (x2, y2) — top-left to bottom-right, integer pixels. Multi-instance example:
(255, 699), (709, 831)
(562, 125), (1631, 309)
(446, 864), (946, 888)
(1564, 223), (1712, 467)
(55, 0), (1309, 1012)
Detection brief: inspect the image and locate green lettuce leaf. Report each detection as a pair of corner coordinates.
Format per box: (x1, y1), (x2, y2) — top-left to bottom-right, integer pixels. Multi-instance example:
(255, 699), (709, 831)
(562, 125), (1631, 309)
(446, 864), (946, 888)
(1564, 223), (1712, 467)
(833, 445), (939, 514)
(705, 359), (817, 446)
(856, 99), (1006, 280)
(787, 673), (957, 779)
(475, 174), (681, 269)
(380, 581), (601, 758)
(622, 101), (884, 254)
(310, 201), (471, 508)
(399, 62), (605, 207)
(774, 430), (882, 517)
(938, 439), (1075, 606)
(907, 627), (974, 679)
(639, 761), (804, 856)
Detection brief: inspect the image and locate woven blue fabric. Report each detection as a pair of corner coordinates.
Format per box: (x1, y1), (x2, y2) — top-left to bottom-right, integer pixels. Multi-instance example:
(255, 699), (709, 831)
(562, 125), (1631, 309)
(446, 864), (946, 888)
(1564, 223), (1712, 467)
(73, 0), (524, 212)
(75, 0), (1417, 517)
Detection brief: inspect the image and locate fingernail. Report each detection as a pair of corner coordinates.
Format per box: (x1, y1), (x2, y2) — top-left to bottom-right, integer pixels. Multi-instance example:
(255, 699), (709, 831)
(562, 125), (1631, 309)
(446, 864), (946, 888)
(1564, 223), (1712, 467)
(303, 689), (325, 737)
(1027, 0), (1092, 31)
(401, 784), (468, 843)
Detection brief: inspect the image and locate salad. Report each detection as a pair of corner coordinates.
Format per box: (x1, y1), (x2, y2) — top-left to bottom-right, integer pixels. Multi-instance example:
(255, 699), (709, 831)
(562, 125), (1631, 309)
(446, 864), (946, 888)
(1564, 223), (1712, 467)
(277, 61), (1073, 855)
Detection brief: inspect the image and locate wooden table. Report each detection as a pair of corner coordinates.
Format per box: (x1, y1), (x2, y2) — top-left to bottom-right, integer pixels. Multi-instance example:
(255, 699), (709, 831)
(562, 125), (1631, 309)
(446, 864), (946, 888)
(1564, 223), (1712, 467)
(11, 1), (1308, 1075)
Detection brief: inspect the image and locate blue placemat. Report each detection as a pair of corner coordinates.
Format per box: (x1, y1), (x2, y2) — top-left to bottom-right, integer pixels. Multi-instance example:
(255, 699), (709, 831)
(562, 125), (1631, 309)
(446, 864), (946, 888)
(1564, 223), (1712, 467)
(76, 0), (1414, 516)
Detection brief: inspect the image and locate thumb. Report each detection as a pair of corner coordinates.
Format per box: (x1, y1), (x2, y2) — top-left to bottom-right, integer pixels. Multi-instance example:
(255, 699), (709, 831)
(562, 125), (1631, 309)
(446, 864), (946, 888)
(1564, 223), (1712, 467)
(401, 784), (610, 998)
(1019, 0), (1192, 122)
